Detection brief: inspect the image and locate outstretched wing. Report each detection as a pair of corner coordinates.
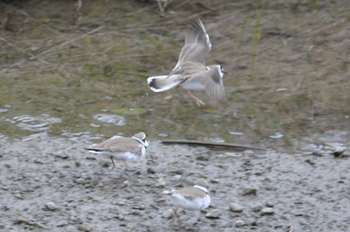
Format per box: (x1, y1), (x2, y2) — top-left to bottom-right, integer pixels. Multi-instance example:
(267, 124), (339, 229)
(190, 68), (226, 101)
(173, 19), (211, 71)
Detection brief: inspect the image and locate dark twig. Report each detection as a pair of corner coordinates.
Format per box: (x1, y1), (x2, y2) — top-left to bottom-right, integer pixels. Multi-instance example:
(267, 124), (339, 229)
(161, 140), (266, 151)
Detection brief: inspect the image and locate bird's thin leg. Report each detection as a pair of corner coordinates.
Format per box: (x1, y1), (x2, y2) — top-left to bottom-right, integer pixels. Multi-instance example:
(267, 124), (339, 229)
(123, 161), (131, 170)
(109, 157), (116, 171)
(164, 88), (177, 100)
(187, 91), (205, 106)
(169, 207), (182, 223)
(174, 208), (183, 222)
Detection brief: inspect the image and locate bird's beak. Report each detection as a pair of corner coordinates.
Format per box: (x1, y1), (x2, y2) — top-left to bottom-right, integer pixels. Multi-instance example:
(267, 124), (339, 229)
(223, 70), (228, 74)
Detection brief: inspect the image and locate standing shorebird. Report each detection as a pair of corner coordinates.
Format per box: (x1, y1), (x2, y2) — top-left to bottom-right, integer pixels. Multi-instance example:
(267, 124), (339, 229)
(147, 19), (227, 106)
(165, 179), (211, 222)
(84, 132), (148, 171)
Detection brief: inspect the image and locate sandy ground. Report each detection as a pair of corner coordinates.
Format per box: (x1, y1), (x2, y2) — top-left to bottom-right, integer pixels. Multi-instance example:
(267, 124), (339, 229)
(0, 136), (349, 232)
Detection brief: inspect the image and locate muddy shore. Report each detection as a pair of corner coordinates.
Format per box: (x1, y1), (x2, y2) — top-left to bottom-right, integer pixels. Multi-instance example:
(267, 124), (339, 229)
(0, 136), (349, 231)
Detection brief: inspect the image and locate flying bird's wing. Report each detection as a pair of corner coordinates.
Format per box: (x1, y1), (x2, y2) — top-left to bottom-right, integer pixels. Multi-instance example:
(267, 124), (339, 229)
(190, 69), (226, 101)
(173, 19), (211, 71)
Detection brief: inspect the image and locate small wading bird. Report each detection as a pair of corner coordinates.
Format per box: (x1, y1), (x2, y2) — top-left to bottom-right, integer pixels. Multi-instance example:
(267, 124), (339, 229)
(147, 19), (227, 106)
(84, 132), (148, 171)
(164, 179), (211, 222)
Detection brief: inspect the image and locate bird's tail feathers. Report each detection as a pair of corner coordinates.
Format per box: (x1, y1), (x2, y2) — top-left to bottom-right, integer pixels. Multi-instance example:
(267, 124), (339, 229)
(147, 75), (181, 92)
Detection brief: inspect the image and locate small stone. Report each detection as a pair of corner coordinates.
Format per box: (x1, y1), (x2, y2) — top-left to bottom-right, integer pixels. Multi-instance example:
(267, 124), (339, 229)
(333, 146), (345, 157)
(171, 170), (183, 175)
(311, 151), (323, 157)
(305, 158), (315, 165)
(251, 205), (262, 212)
(132, 205), (145, 210)
(173, 175), (182, 181)
(196, 156), (209, 161)
(15, 194), (24, 200)
(266, 201), (274, 207)
(55, 152), (68, 159)
(205, 209), (222, 219)
(117, 214), (124, 220)
(260, 207), (274, 216)
(155, 178), (165, 188)
(210, 179), (220, 183)
(242, 188), (257, 196)
(229, 203), (244, 212)
(235, 219), (245, 227)
(162, 209), (174, 219)
(147, 167), (156, 174)
(251, 220), (265, 227)
(96, 183), (104, 187)
(74, 178), (86, 184)
(77, 225), (92, 232)
(45, 202), (59, 211)
(34, 159), (44, 164)
(33, 222), (45, 228)
(15, 217), (28, 224)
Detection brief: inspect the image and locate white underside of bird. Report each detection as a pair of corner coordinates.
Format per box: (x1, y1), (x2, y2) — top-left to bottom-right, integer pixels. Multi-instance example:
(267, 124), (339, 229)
(170, 185), (211, 210)
(87, 146), (146, 162)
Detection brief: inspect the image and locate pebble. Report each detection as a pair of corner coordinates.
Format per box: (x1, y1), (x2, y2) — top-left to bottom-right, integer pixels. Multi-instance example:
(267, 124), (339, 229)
(266, 201), (274, 207)
(147, 167), (156, 174)
(235, 219), (245, 227)
(162, 209), (174, 219)
(77, 225), (92, 231)
(74, 178), (86, 184)
(15, 217), (28, 224)
(242, 187), (257, 196)
(45, 202), (59, 211)
(312, 151), (323, 157)
(205, 209), (222, 219)
(229, 203), (244, 212)
(260, 207), (274, 216)
(333, 146), (345, 157)
(132, 205), (145, 210)
(155, 178), (165, 188)
(173, 175), (182, 181)
(211, 179), (220, 183)
(34, 159), (44, 164)
(252, 206), (262, 212)
(55, 152), (68, 159)
(117, 214), (124, 220)
(305, 158), (316, 165)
